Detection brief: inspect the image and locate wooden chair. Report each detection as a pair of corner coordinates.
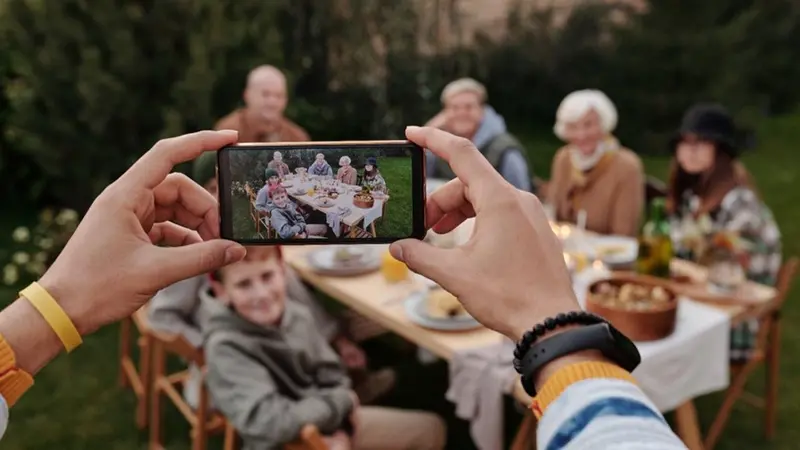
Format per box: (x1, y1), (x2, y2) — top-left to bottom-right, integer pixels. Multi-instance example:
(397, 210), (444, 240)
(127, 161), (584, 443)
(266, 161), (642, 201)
(149, 330), (330, 450)
(119, 306), (152, 429)
(704, 257), (798, 449)
(149, 329), (228, 450)
(245, 183), (272, 239)
(223, 422), (328, 450)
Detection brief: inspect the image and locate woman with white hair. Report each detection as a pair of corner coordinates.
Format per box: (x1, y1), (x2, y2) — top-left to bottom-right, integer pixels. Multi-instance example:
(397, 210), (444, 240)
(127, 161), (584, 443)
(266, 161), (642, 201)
(336, 155), (357, 185)
(425, 78), (533, 192)
(267, 150), (290, 178)
(546, 89), (644, 236)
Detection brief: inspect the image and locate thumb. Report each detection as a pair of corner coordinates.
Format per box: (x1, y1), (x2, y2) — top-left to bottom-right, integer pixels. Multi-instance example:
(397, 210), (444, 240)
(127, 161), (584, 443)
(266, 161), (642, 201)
(390, 239), (457, 284)
(152, 240), (246, 287)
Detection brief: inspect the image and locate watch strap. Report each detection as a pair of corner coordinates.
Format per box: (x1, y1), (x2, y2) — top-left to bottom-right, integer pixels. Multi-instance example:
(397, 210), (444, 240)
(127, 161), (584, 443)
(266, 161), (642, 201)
(530, 361), (637, 419)
(0, 333), (34, 407)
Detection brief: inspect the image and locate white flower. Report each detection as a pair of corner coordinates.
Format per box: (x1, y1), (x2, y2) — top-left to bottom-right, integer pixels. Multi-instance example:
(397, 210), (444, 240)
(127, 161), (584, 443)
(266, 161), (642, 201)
(12, 226), (30, 243)
(3, 264), (18, 286)
(55, 209), (79, 226)
(12, 252), (30, 265)
(37, 237), (54, 250)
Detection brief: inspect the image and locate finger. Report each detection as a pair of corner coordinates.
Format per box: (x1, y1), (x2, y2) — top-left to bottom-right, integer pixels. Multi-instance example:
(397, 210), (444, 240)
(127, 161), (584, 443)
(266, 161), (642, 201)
(146, 240), (246, 288)
(425, 178), (475, 227)
(389, 239), (461, 283)
(431, 210), (471, 234)
(153, 173), (219, 240)
(407, 126), (503, 190)
(148, 221), (203, 246)
(122, 130), (237, 190)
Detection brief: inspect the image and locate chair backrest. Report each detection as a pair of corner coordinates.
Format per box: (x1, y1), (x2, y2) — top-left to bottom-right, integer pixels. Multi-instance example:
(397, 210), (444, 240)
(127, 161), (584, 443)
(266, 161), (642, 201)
(150, 329), (205, 366)
(769, 257), (798, 312)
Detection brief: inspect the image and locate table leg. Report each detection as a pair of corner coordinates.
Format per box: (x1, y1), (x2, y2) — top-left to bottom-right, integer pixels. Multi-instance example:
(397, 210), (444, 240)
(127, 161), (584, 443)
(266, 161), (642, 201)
(511, 413), (537, 450)
(674, 400), (704, 450)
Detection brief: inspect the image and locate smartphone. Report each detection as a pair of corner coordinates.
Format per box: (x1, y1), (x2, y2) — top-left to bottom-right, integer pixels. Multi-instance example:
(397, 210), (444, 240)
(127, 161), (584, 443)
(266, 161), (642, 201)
(217, 141), (427, 245)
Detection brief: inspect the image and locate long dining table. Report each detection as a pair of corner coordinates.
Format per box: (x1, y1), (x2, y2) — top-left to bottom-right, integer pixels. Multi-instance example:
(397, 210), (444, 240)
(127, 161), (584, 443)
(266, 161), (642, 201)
(282, 224), (776, 450)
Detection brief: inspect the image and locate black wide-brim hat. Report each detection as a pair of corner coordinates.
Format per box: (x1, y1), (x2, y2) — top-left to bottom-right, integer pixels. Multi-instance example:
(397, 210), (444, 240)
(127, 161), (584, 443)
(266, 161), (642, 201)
(669, 103), (741, 157)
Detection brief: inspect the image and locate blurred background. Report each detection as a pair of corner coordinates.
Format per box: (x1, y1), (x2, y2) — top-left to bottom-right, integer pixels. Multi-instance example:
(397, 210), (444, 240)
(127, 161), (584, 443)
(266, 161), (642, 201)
(0, 0), (799, 449)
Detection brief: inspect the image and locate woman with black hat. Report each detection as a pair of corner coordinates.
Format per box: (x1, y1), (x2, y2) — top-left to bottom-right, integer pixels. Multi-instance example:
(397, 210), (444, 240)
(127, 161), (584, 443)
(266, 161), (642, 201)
(361, 157), (387, 193)
(667, 103), (782, 362)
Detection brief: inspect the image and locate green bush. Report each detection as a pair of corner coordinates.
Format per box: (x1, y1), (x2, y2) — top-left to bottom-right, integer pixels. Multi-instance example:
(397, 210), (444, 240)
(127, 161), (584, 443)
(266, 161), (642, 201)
(1, 0), (798, 210)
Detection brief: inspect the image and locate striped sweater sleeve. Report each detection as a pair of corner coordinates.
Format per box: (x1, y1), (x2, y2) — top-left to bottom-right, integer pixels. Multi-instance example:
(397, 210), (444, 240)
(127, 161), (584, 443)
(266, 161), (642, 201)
(538, 379), (688, 450)
(0, 394), (8, 440)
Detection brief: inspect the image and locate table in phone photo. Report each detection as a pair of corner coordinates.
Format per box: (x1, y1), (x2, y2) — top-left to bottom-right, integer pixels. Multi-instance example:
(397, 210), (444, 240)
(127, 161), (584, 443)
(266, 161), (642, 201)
(283, 175), (389, 237)
(281, 224), (777, 450)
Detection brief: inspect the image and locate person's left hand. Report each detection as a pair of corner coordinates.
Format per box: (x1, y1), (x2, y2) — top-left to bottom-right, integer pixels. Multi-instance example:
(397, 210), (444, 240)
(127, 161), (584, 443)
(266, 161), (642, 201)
(39, 130), (247, 336)
(335, 337), (367, 370)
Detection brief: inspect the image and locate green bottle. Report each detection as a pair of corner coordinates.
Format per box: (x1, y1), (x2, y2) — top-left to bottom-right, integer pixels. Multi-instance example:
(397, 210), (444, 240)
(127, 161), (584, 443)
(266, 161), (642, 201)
(635, 197), (673, 277)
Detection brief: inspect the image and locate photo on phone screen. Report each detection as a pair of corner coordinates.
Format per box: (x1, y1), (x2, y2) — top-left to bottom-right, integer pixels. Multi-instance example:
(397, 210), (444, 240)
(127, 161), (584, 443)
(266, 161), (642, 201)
(217, 141), (426, 245)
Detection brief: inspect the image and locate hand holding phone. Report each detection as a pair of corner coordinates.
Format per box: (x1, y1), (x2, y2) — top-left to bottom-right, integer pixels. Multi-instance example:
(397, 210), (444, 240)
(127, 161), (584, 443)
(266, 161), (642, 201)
(217, 141), (426, 244)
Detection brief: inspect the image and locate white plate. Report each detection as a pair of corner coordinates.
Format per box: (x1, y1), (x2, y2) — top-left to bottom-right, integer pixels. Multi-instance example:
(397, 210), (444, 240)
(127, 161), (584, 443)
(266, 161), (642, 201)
(316, 198), (336, 208)
(591, 235), (638, 265)
(404, 291), (482, 331)
(306, 247), (381, 276)
(282, 181), (294, 188)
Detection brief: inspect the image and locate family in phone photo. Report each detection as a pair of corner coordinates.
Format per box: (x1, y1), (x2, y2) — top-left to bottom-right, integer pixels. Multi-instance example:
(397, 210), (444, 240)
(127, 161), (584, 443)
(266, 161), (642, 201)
(229, 148), (411, 241)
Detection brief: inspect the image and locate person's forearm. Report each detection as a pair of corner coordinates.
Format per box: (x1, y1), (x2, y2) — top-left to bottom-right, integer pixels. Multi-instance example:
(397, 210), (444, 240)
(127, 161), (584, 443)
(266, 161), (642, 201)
(537, 377), (685, 449)
(0, 298), (63, 375)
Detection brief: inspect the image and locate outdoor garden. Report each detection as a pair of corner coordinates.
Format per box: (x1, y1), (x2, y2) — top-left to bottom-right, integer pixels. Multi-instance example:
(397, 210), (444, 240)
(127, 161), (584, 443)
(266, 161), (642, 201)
(0, 1), (799, 449)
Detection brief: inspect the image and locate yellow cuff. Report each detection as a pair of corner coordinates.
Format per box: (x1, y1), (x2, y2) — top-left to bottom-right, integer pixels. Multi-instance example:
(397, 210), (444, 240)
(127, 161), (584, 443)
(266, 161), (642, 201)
(0, 333), (34, 407)
(530, 361), (636, 419)
(19, 282), (82, 352)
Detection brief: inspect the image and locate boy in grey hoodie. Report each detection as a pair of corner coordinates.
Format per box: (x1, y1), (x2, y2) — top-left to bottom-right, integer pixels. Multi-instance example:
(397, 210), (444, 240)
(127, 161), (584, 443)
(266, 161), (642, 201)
(268, 186), (328, 239)
(204, 247), (446, 450)
(148, 153), (393, 409)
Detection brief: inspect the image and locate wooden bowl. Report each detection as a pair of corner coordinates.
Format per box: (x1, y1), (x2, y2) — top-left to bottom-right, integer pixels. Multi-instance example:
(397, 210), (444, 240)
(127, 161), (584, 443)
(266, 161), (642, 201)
(585, 273), (678, 342)
(353, 195), (374, 209)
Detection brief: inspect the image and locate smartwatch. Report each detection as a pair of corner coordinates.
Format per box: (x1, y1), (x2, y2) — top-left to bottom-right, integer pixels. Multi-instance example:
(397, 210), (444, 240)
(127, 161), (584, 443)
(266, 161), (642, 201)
(519, 322), (641, 396)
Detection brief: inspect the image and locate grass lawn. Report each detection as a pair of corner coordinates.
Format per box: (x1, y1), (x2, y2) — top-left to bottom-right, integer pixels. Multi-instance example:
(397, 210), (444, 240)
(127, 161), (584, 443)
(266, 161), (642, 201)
(0, 114), (798, 449)
(231, 157), (413, 240)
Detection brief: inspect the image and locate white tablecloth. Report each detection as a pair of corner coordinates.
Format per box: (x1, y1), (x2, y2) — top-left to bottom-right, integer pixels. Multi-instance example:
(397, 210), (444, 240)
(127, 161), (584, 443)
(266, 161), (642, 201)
(573, 271), (731, 412)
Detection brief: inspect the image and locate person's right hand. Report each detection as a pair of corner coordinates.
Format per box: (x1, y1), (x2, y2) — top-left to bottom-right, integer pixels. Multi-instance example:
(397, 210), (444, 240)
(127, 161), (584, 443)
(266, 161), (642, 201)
(390, 126), (579, 341)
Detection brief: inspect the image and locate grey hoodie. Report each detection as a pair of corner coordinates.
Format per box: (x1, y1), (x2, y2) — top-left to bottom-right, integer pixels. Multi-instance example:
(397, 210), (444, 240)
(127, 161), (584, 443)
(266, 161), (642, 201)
(268, 200), (307, 239)
(427, 105), (532, 191)
(202, 295), (353, 450)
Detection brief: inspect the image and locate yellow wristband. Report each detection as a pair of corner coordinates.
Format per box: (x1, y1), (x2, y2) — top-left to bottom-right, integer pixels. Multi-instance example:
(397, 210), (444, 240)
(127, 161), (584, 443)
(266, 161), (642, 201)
(19, 282), (82, 353)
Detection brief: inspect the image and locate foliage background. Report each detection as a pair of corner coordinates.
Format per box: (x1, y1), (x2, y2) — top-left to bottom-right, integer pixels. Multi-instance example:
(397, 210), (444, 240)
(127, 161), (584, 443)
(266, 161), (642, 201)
(1, 0), (798, 211)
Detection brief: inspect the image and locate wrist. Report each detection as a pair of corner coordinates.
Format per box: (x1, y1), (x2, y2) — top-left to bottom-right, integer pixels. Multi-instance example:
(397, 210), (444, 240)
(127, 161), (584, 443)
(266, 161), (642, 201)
(38, 270), (91, 336)
(0, 298), (62, 375)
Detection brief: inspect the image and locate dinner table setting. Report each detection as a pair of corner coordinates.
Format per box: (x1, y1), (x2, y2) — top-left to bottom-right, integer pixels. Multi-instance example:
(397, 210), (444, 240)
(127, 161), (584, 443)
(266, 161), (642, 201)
(281, 171), (388, 237)
(281, 178), (778, 450)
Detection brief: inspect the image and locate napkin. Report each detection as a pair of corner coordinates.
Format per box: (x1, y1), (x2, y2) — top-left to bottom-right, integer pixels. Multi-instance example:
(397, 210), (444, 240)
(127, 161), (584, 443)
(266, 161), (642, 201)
(446, 341), (518, 450)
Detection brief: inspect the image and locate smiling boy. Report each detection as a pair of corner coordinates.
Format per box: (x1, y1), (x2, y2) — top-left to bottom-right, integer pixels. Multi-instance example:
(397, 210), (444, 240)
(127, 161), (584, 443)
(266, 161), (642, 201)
(268, 186), (327, 239)
(203, 247), (446, 450)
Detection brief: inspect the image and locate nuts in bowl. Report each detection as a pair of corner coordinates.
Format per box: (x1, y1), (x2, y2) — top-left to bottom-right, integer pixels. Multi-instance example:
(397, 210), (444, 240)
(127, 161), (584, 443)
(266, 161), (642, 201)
(586, 274), (678, 341)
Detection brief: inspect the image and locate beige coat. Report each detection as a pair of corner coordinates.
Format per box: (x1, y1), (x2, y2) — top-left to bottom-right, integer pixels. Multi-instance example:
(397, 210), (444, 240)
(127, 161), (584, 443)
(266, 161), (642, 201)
(547, 146), (645, 236)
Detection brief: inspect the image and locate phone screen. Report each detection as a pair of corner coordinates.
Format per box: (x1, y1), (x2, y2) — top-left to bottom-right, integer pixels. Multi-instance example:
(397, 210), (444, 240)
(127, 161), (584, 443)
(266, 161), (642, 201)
(217, 141), (426, 244)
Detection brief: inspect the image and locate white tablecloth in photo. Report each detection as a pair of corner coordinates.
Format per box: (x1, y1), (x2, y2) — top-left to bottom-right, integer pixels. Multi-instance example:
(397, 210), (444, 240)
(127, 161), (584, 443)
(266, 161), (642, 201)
(573, 272), (731, 412)
(282, 178), (385, 235)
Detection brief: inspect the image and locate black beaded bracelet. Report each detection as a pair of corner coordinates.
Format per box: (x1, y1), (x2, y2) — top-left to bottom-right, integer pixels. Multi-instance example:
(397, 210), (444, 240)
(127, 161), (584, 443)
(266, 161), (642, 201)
(512, 311), (607, 373)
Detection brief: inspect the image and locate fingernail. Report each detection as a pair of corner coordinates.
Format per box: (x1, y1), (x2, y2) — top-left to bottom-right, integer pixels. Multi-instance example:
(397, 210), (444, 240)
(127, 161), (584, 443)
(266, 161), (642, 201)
(224, 244), (246, 264)
(406, 126), (421, 132)
(219, 129), (238, 136)
(389, 243), (404, 261)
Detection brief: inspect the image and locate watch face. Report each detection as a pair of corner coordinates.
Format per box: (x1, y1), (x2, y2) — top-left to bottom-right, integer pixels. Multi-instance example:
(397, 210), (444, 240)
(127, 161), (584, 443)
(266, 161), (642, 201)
(607, 324), (642, 371)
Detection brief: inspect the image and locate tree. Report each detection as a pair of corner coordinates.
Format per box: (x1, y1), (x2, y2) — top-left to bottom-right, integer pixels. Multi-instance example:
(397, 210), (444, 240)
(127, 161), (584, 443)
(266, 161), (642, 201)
(1, 0), (285, 209)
